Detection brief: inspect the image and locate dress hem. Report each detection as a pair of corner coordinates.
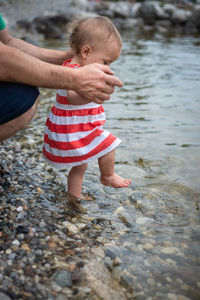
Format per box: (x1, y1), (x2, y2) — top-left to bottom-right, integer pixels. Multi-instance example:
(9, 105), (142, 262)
(43, 138), (121, 169)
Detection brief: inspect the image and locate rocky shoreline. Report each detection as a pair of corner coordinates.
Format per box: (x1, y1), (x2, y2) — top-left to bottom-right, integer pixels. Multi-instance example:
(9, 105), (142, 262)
(0, 132), (131, 300)
(1, 0), (200, 41)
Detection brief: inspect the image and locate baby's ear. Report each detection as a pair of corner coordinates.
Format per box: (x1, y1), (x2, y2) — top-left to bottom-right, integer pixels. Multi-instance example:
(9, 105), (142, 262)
(81, 45), (91, 59)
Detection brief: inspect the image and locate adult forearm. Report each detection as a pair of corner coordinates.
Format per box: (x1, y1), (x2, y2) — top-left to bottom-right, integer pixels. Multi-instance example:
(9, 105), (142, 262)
(6, 36), (70, 65)
(0, 42), (123, 101)
(0, 43), (74, 89)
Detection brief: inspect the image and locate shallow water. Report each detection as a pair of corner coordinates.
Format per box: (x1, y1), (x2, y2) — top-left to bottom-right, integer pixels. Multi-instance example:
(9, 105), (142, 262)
(20, 30), (200, 299)
(82, 31), (200, 298)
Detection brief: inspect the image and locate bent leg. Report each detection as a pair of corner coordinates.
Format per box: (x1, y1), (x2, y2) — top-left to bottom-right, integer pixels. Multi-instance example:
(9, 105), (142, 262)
(98, 150), (131, 188)
(67, 163), (88, 199)
(0, 95), (40, 142)
(0, 82), (40, 142)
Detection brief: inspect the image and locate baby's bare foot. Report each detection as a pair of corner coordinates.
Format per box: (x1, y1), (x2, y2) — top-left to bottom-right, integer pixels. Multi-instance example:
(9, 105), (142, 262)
(100, 173), (131, 188)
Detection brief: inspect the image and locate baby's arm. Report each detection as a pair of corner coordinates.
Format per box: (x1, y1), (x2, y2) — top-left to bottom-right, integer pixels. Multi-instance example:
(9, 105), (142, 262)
(67, 90), (104, 105)
(67, 90), (92, 105)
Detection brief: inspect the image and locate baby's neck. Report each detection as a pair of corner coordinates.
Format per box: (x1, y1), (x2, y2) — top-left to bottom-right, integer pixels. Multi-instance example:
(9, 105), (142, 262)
(70, 55), (82, 67)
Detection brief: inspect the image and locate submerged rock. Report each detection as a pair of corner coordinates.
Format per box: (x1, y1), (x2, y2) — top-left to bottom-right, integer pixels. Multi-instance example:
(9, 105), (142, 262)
(80, 259), (127, 300)
(52, 269), (73, 287)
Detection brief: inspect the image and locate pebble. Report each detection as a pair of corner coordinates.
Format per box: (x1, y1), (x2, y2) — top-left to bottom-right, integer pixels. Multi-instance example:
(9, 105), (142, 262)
(21, 243), (31, 252)
(105, 249), (117, 260)
(147, 278), (156, 286)
(91, 246), (105, 258)
(12, 239), (20, 246)
(16, 206), (23, 212)
(143, 243), (154, 250)
(5, 249), (12, 255)
(62, 221), (79, 234)
(8, 253), (17, 260)
(52, 270), (72, 287)
(136, 217), (150, 224)
(115, 206), (125, 214)
(113, 256), (122, 266)
(168, 293), (178, 300)
(39, 221), (46, 228)
(161, 247), (179, 255)
(177, 295), (191, 300)
(2, 226), (12, 236)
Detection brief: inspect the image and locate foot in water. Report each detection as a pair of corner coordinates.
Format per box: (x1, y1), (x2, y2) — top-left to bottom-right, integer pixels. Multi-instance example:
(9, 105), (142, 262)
(100, 173), (131, 188)
(67, 192), (94, 202)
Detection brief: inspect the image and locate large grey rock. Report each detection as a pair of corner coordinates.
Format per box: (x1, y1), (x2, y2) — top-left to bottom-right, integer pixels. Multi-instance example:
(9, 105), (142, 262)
(163, 3), (176, 17)
(171, 8), (191, 25)
(111, 1), (132, 19)
(114, 17), (143, 30)
(189, 5), (200, 29)
(92, 1), (114, 18)
(154, 3), (169, 20)
(156, 20), (172, 28)
(130, 3), (142, 18)
(139, 2), (157, 25)
(33, 16), (64, 39)
(81, 259), (127, 300)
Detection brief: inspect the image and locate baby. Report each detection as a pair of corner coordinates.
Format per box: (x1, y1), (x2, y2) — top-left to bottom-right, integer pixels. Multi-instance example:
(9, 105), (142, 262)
(43, 16), (131, 199)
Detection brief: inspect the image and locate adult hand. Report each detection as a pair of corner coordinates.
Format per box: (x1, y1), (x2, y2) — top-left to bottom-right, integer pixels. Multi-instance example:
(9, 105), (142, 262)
(72, 63), (123, 103)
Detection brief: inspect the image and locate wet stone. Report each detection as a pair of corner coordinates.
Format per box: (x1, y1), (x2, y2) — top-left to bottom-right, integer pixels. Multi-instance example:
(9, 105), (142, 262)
(52, 269), (73, 287)
(16, 225), (29, 234)
(105, 249), (117, 260)
(104, 256), (113, 271)
(12, 239), (20, 246)
(81, 259), (127, 300)
(0, 259), (8, 269)
(0, 292), (12, 300)
(91, 246), (105, 258)
(2, 225), (12, 236)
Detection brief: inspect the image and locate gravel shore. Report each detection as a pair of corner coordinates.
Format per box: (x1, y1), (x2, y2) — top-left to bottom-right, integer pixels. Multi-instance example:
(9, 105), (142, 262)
(0, 88), (132, 300)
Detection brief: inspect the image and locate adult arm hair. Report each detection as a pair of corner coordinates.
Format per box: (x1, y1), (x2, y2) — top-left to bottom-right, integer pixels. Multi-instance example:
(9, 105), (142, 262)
(0, 41), (74, 89)
(0, 27), (72, 65)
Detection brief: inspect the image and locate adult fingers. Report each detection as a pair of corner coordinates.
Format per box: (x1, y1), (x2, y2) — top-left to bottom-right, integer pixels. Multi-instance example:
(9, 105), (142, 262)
(97, 64), (114, 76)
(105, 73), (123, 88)
(97, 64), (123, 88)
(92, 95), (111, 104)
(93, 98), (104, 104)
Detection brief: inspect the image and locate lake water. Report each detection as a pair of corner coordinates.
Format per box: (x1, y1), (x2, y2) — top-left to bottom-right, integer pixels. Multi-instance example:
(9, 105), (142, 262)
(80, 30), (200, 299)
(25, 30), (200, 299)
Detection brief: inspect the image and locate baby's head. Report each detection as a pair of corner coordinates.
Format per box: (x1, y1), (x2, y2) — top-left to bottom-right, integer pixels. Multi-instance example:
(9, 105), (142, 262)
(69, 16), (122, 66)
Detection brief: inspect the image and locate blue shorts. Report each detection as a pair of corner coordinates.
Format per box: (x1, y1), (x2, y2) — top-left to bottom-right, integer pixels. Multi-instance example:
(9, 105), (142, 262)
(0, 82), (39, 125)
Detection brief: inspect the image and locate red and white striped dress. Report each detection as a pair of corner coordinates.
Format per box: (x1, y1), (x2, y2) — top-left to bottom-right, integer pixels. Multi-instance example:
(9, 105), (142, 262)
(43, 60), (121, 168)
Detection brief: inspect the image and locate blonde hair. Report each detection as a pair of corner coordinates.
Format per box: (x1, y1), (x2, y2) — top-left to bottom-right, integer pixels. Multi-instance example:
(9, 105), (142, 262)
(68, 16), (122, 55)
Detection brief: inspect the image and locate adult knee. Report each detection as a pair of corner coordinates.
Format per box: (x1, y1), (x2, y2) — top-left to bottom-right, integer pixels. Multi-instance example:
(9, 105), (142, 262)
(18, 95), (40, 130)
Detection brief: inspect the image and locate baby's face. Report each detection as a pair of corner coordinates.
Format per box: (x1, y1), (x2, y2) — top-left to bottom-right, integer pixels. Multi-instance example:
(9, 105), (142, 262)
(83, 37), (122, 66)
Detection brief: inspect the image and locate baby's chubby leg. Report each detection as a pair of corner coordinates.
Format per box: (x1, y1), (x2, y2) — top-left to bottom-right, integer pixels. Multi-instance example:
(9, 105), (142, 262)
(98, 150), (131, 188)
(67, 163), (88, 198)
